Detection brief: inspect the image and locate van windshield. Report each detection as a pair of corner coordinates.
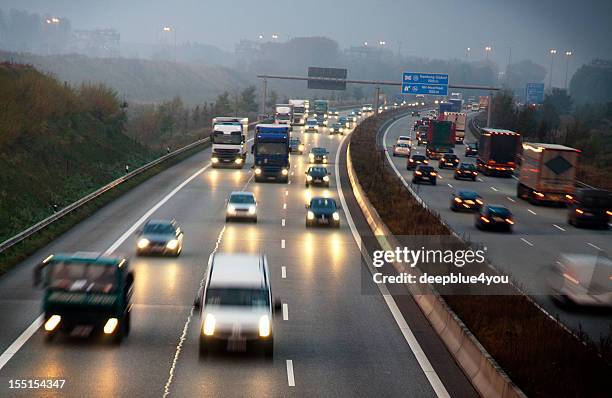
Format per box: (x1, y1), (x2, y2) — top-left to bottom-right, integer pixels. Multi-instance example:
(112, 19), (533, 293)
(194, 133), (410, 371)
(205, 288), (269, 307)
(48, 262), (117, 294)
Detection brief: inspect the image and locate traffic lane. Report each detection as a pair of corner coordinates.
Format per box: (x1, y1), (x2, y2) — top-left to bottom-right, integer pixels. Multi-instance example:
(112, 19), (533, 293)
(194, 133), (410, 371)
(0, 146), (217, 355)
(0, 150), (254, 396)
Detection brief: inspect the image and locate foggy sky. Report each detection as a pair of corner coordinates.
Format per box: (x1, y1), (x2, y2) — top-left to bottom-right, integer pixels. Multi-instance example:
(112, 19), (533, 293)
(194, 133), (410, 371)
(3, 0), (611, 74)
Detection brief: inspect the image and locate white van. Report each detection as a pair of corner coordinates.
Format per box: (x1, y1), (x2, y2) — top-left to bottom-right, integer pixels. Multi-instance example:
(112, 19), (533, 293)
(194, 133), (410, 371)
(195, 253), (281, 357)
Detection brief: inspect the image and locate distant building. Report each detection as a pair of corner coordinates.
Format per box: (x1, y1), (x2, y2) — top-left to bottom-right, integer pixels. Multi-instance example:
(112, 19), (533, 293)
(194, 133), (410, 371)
(73, 29), (120, 57)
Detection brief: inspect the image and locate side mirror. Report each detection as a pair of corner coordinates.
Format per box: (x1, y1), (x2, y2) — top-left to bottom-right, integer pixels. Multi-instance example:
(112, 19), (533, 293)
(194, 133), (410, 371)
(273, 298), (282, 313)
(193, 286), (203, 309)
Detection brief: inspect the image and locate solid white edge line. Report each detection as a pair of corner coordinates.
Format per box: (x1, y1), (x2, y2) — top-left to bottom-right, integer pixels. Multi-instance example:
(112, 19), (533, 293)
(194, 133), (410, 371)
(0, 314), (44, 370)
(335, 119), (450, 398)
(286, 359), (295, 387)
(282, 303), (288, 321)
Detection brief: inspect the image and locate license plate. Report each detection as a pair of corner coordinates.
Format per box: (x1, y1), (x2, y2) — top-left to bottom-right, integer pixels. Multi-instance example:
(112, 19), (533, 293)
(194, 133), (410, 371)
(465, 200), (474, 204)
(227, 337), (247, 352)
(319, 218), (329, 224)
(493, 217), (504, 222)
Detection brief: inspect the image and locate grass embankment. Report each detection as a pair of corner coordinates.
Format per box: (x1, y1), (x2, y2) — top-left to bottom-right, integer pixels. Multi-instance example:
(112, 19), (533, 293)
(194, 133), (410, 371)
(350, 110), (612, 397)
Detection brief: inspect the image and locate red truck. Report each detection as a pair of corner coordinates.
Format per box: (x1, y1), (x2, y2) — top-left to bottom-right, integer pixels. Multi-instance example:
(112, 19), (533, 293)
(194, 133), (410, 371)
(476, 128), (521, 177)
(425, 120), (455, 159)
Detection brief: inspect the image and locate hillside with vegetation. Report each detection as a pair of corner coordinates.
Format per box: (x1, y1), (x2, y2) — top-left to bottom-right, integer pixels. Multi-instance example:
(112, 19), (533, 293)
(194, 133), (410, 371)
(0, 62), (153, 242)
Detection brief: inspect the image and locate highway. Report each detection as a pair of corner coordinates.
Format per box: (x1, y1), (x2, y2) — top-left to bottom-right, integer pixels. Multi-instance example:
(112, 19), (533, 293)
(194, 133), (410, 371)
(0, 110), (477, 397)
(382, 111), (612, 340)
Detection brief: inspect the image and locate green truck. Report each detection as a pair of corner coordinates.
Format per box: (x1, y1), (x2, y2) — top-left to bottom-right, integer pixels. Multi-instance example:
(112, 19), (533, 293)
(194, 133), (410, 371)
(426, 120), (456, 159)
(33, 252), (134, 343)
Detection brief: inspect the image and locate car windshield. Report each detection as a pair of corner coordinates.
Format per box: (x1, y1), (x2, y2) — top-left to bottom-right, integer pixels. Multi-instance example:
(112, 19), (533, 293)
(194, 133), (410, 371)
(418, 166), (433, 172)
(144, 223), (175, 234)
(308, 167), (326, 174)
(445, 155), (458, 159)
(460, 163), (476, 170)
(257, 142), (288, 156)
(488, 206), (511, 216)
(312, 148), (326, 155)
(205, 288), (269, 307)
(458, 191), (479, 199)
(48, 261), (117, 294)
(230, 194), (255, 204)
(311, 198), (336, 210)
(213, 131), (242, 145)
(412, 156), (426, 161)
(397, 143), (409, 148)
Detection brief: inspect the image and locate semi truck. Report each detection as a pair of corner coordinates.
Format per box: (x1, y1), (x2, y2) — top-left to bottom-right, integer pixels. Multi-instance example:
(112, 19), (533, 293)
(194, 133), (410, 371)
(476, 128), (521, 177)
(442, 112), (467, 144)
(211, 117), (249, 168)
(275, 104), (293, 125)
(252, 124), (290, 183)
(313, 100), (329, 120)
(449, 98), (463, 113)
(479, 96), (489, 110)
(289, 99), (307, 125)
(517, 143), (579, 205)
(33, 252), (134, 343)
(439, 102), (453, 114)
(426, 120), (455, 159)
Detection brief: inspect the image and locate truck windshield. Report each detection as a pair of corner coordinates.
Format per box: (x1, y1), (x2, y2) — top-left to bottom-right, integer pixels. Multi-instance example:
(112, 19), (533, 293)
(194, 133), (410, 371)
(277, 114), (290, 120)
(213, 131), (242, 145)
(257, 143), (287, 156)
(205, 288), (269, 307)
(48, 262), (117, 294)
(294, 107), (305, 113)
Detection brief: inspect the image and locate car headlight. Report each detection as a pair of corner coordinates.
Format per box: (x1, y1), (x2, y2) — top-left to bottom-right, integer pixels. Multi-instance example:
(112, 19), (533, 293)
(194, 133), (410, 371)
(298, 144), (304, 151)
(323, 175), (329, 182)
(103, 318), (118, 334)
(332, 212), (340, 221)
(254, 168), (262, 175)
(227, 205), (236, 214)
(211, 157), (219, 164)
(235, 158), (243, 164)
(339, 128), (344, 132)
(203, 313), (215, 336)
(259, 315), (271, 337)
(248, 205), (256, 215)
(281, 168), (288, 176)
(306, 175), (313, 181)
(166, 239), (179, 250)
(307, 211), (315, 220)
(323, 158), (328, 164)
(309, 154), (314, 160)
(137, 238), (150, 249)
(44, 315), (61, 331)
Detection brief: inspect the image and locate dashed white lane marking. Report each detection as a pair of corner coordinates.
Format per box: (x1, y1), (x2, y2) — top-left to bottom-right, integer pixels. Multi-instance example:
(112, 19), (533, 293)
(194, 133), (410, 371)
(282, 219), (286, 227)
(285, 190), (289, 196)
(281, 239), (286, 249)
(282, 304), (289, 320)
(553, 224), (566, 232)
(477, 177), (484, 182)
(520, 237), (534, 247)
(587, 242), (602, 251)
(490, 186), (498, 192)
(281, 266), (286, 279)
(286, 360), (295, 387)
(527, 209), (537, 215)
(288, 180), (291, 185)
(283, 203), (287, 210)
(447, 183), (453, 188)
(506, 196), (516, 203)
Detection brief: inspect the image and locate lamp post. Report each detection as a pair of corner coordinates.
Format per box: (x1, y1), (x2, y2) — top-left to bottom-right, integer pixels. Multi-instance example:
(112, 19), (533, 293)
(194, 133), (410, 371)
(271, 33), (278, 41)
(466, 47), (471, 59)
(485, 46), (492, 60)
(163, 26), (177, 62)
(564, 50), (572, 90)
(549, 49), (557, 88)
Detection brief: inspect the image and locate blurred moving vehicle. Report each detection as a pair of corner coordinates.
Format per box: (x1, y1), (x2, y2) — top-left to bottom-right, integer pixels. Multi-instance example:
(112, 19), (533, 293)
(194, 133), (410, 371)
(274, 104), (293, 125)
(567, 189), (612, 229)
(475, 205), (514, 232)
(33, 252), (134, 343)
(253, 124), (290, 183)
(196, 253), (281, 357)
(476, 128), (521, 177)
(339, 116), (351, 128)
(465, 142), (478, 157)
(306, 197), (340, 228)
(309, 147), (329, 164)
(305, 166), (330, 187)
(289, 138), (305, 154)
(438, 153), (460, 169)
(393, 142), (411, 157)
(412, 111), (420, 117)
(289, 99), (307, 125)
(211, 117), (249, 168)
(226, 191), (257, 223)
(549, 253), (612, 307)
(407, 154), (428, 170)
(450, 191), (483, 212)
(328, 122), (345, 135)
(397, 135), (412, 146)
(454, 162), (478, 181)
(426, 120), (455, 160)
(316, 114), (328, 127)
(412, 165), (437, 185)
(136, 219), (183, 257)
(305, 118), (319, 133)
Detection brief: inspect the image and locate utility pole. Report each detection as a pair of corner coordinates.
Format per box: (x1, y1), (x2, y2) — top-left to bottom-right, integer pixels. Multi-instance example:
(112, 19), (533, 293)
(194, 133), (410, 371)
(260, 78), (268, 119)
(374, 87), (381, 115)
(486, 91), (493, 128)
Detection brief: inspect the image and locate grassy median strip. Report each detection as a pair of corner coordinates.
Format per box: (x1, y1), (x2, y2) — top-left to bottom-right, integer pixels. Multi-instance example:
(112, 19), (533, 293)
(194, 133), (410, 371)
(350, 110), (612, 397)
(0, 142), (209, 276)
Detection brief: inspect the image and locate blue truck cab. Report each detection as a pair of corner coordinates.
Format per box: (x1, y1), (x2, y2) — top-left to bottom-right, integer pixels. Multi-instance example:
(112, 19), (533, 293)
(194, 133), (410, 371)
(252, 124), (290, 183)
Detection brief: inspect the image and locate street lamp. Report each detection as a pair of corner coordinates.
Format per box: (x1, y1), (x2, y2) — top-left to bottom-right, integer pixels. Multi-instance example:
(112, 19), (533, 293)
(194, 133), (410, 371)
(379, 40), (386, 46)
(258, 34), (264, 40)
(484, 46), (492, 60)
(549, 49), (557, 88)
(271, 33), (279, 41)
(466, 47), (471, 59)
(364, 41), (368, 47)
(162, 26), (177, 62)
(46, 17), (60, 24)
(564, 50), (572, 90)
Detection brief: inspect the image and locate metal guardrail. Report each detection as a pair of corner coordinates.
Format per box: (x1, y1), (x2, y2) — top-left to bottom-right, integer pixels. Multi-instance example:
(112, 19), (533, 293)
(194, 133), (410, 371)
(0, 120), (265, 255)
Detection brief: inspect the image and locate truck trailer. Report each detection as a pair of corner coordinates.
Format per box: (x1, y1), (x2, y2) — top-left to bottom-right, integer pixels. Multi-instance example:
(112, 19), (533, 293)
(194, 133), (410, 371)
(442, 112), (467, 144)
(518, 143), (579, 205)
(211, 117), (249, 168)
(476, 128), (521, 177)
(426, 120), (455, 159)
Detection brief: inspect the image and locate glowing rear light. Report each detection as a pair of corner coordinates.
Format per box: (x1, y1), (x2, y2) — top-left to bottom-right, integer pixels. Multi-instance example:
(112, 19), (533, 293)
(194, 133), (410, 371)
(576, 209), (584, 215)
(562, 273), (580, 285)
(480, 216), (490, 223)
(607, 210), (612, 216)
(505, 218), (514, 225)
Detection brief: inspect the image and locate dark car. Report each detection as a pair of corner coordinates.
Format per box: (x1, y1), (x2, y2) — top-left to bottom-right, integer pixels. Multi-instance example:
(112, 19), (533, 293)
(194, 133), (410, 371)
(439, 154), (460, 169)
(407, 154), (429, 170)
(412, 165), (437, 185)
(339, 116), (350, 128)
(450, 190), (483, 212)
(475, 205), (514, 232)
(412, 111), (421, 117)
(465, 142), (478, 157)
(289, 138), (304, 154)
(455, 162), (478, 181)
(306, 197), (340, 228)
(305, 166), (330, 187)
(316, 114), (328, 127)
(309, 147), (329, 164)
(328, 122), (345, 135)
(567, 188), (612, 229)
(136, 219), (183, 256)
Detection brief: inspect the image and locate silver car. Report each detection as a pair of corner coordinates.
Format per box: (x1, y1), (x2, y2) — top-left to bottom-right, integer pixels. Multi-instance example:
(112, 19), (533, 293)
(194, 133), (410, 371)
(196, 253), (281, 357)
(225, 191), (257, 222)
(549, 253), (612, 307)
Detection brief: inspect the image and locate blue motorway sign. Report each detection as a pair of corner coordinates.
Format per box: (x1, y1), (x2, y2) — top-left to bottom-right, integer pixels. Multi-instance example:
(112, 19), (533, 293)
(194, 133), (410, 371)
(525, 83), (545, 104)
(402, 72), (449, 96)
